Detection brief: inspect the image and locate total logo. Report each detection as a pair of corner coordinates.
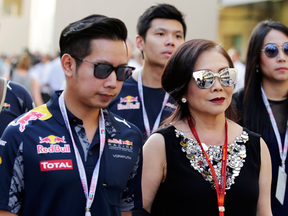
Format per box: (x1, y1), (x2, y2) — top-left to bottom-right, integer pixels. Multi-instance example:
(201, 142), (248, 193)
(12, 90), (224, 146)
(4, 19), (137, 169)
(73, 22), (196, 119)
(40, 159), (73, 171)
(10, 111), (46, 132)
(37, 135), (70, 154)
(117, 95), (140, 110)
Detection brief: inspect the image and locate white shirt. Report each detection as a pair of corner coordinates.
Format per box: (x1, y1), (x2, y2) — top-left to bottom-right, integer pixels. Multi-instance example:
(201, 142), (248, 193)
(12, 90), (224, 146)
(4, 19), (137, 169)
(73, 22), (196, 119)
(233, 60), (246, 93)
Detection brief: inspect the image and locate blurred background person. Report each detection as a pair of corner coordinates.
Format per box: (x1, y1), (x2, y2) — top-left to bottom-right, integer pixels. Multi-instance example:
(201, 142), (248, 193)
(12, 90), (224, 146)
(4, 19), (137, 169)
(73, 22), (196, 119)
(30, 54), (52, 103)
(9, 53), (43, 107)
(228, 47), (246, 93)
(46, 54), (66, 92)
(1, 55), (17, 79)
(135, 39), (272, 216)
(232, 20), (288, 216)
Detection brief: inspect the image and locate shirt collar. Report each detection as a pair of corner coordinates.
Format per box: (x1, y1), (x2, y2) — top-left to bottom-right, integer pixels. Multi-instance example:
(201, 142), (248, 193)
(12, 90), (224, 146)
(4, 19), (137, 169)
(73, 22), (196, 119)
(47, 90), (120, 138)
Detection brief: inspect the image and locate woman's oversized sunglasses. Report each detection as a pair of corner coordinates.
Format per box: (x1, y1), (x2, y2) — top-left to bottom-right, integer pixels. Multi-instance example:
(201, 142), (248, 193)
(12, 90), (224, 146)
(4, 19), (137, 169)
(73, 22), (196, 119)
(192, 68), (238, 89)
(73, 56), (135, 81)
(261, 42), (288, 58)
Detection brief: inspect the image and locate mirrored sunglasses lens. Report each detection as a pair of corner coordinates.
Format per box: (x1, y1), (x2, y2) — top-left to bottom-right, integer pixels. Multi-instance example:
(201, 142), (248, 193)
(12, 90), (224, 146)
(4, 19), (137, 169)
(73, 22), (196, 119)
(220, 69), (237, 86)
(284, 43), (288, 55)
(265, 44), (278, 58)
(94, 64), (112, 79)
(194, 71), (214, 88)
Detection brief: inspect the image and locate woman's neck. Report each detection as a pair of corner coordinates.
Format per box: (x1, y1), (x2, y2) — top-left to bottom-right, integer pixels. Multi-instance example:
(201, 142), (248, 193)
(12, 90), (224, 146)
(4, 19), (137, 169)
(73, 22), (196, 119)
(262, 78), (288, 101)
(184, 112), (227, 146)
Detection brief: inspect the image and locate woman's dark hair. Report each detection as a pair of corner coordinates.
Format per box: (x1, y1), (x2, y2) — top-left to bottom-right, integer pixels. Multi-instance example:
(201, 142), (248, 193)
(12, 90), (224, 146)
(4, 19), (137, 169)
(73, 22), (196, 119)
(161, 39), (234, 124)
(59, 14), (127, 68)
(137, 3), (186, 41)
(241, 20), (288, 134)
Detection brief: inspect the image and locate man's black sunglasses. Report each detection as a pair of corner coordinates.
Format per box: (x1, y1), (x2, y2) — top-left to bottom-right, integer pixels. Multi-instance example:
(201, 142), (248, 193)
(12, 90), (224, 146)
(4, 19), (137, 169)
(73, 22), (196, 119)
(73, 56), (135, 81)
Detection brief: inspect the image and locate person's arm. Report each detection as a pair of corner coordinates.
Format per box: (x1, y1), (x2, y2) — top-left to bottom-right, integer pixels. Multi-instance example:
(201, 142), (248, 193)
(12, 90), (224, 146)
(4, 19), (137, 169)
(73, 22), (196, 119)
(257, 138), (272, 216)
(142, 133), (166, 213)
(0, 210), (17, 216)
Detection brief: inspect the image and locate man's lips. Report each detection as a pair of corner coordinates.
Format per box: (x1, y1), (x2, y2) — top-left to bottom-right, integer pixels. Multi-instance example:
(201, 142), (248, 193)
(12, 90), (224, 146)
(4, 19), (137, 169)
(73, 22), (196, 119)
(162, 50), (173, 56)
(99, 94), (114, 100)
(209, 97), (225, 103)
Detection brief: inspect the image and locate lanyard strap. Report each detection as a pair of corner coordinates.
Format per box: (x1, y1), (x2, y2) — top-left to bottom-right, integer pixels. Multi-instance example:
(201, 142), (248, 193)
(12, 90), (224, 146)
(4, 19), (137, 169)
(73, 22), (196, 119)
(137, 70), (169, 137)
(59, 93), (106, 216)
(261, 84), (288, 169)
(187, 115), (228, 216)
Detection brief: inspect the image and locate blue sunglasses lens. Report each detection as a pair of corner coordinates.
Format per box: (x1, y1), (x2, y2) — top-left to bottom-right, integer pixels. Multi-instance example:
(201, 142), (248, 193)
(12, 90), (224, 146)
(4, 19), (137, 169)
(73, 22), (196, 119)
(264, 43), (288, 58)
(264, 44), (279, 58)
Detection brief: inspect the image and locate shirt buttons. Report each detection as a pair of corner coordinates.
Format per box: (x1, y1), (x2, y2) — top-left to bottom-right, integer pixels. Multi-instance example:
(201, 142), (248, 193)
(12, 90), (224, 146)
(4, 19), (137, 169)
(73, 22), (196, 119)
(88, 151), (93, 156)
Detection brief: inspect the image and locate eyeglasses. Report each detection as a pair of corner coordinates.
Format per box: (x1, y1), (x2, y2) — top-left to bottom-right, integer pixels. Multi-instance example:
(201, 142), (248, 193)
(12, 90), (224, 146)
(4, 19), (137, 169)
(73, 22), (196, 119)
(73, 57), (135, 81)
(192, 68), (238, 89)
(261, 42), (288, 58)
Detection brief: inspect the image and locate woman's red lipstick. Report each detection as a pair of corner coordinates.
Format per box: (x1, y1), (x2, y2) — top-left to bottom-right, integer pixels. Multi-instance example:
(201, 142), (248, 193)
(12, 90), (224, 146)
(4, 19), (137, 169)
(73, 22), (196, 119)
(209, 97), (225, 103)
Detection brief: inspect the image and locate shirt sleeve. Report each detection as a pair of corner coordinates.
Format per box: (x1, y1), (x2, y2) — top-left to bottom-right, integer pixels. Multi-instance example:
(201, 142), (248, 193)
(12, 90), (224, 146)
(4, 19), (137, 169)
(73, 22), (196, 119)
(0, 126), (24, 214)
(120, 147), (143, 211)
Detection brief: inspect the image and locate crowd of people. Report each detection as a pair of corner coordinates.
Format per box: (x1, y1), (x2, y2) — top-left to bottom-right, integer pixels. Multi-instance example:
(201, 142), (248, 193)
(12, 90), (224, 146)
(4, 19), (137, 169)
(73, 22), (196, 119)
(0, 3), (287, 216)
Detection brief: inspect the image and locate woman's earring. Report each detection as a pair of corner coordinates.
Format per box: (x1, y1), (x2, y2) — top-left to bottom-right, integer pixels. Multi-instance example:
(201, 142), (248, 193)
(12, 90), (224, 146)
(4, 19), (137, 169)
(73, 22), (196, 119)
(181, 98), (187, 103)
(256, 67), (259, 73)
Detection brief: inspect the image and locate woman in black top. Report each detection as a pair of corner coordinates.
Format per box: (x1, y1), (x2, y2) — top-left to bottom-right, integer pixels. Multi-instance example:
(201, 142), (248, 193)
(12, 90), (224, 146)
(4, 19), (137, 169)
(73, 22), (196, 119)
(233, 20), (288, 216)
(137, 39), (272, 216)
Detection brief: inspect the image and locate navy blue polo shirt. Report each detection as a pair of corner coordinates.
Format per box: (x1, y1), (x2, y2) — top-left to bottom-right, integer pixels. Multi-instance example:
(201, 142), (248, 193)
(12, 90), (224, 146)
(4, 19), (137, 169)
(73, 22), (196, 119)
(0, 91), (143, 216)
(0, 80), (34, 137)
(108, 75), (177, 142)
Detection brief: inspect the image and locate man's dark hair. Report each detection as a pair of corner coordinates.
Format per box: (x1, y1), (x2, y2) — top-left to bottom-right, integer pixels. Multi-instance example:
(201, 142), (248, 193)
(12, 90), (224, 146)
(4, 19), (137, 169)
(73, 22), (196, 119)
(59, 14), (127, 67)
(137, 4), (186, 41)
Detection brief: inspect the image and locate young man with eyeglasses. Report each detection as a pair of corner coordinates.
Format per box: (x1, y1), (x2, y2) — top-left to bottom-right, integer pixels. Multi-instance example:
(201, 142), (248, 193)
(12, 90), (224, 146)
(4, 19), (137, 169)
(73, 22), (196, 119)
(109, 4), (186, 142)
(0, 15), (142, 216)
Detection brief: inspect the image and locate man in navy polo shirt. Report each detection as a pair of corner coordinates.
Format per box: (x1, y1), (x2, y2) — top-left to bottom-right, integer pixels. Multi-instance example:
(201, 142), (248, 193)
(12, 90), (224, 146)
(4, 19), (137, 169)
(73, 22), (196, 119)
(108, 4), (186, 142)
(0, 15), (142, 216)
(0, 79), (34, 137)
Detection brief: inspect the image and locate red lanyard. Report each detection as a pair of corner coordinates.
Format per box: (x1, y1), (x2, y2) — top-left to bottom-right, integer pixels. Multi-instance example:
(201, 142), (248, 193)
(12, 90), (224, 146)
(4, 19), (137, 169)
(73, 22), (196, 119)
(187, 115), (228, 216)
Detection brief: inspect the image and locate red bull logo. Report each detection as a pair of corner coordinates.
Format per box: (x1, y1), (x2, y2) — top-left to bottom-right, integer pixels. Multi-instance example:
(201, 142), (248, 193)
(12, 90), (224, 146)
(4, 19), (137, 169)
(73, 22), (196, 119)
(39, 135), (66, 144)
(108, 138), (123, 144)
(10, 111), (46, 132)
(3, 103), (10, 108)
(119, 95), (138, 104)
(108, 138), (133, 146)
(40, 159), (73, 171)
(122, 140), (133, 146)
(118, 95), (140, 110)
(37, 135), (70, 154)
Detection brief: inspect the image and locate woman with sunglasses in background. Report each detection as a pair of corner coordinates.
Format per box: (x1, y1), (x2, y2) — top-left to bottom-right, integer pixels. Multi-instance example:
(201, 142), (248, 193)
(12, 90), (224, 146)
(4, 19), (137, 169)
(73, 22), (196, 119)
(134, 39), (272, 216)
(233, 20), (288, 216)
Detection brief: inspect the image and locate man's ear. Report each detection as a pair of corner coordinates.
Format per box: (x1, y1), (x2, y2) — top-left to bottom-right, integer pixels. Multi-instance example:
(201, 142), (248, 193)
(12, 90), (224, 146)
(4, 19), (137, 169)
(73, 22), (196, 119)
(136, 35), (145, 59)
(61, 54), (75, 77)
(136, 35), (144, 52)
